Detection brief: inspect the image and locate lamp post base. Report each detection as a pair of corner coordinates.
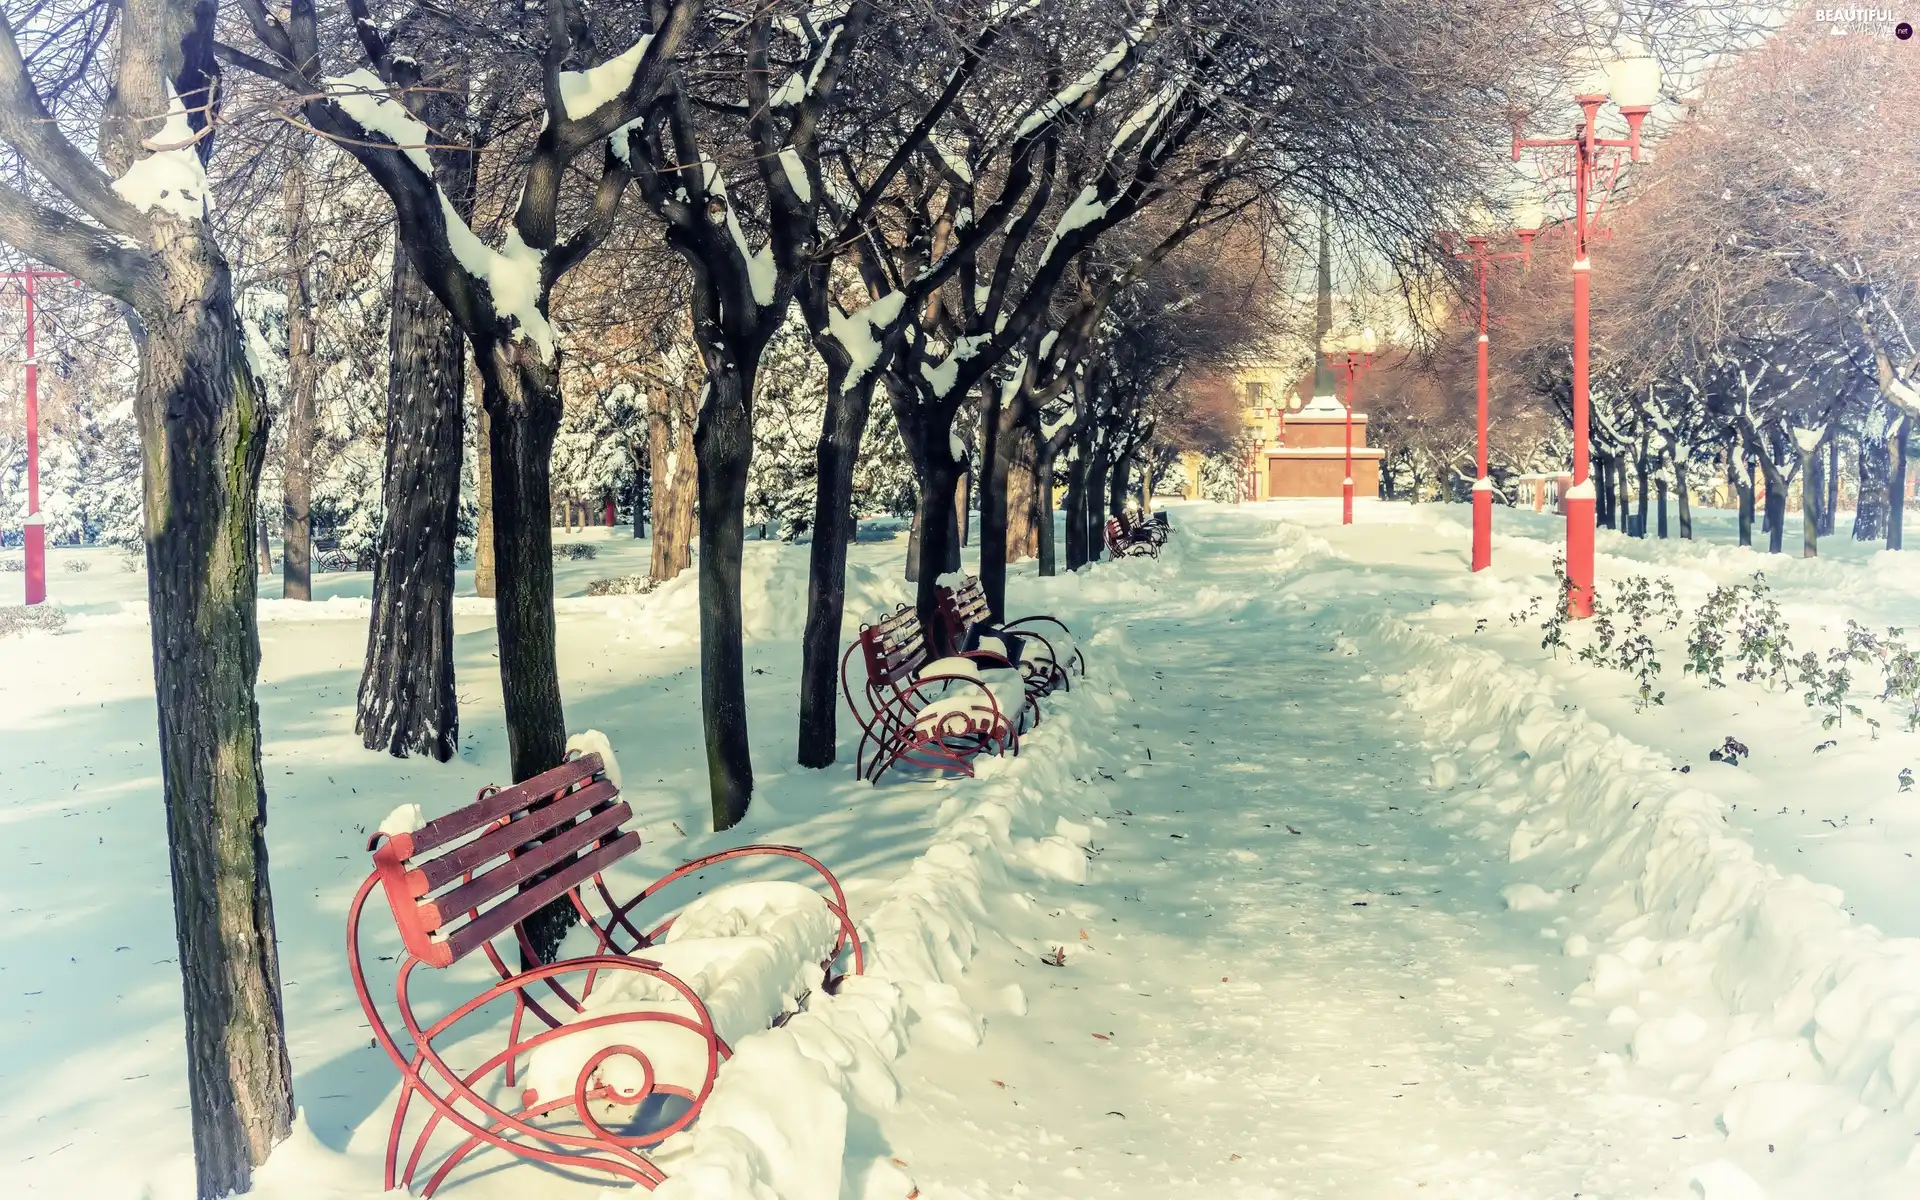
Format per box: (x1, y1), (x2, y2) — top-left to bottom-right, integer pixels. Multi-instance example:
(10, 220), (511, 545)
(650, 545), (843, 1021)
(23, 521), (45, 606)
(1342, 479), (1354, 525)
(1564, 495), (1595, 618)
(1471, 486), (1492, 572)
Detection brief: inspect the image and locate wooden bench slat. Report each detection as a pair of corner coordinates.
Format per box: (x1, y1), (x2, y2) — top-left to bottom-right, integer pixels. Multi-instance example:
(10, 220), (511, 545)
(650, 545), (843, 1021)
(409, 778), (619, 894)
(410, 755), (602, 856)
(422, 800), (633, 929)
(443, 832), (640, 963)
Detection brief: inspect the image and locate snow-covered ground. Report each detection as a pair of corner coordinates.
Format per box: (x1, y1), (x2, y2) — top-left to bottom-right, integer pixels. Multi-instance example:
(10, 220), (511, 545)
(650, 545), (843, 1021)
(5, 502), (1920, 1199)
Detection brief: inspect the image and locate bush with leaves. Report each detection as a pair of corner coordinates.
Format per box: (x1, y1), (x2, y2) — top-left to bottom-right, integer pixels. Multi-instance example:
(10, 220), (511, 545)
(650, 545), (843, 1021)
(1685, 585), (1743, 687)
(1734, 575), (1794, 689)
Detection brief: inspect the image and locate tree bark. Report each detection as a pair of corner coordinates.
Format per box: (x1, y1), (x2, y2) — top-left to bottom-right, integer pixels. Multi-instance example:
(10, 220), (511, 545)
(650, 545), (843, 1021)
(1108, 445), (1133, 519)
(255, 512), (271, 575)
(979, 385), (1017, 618)
(648, 380), (697, 581)
(796, 353), (874, 768)
(1006, 422), (1040, 562)
(1086, 441), (1111, 556)
(1676, 458), (1693, 540)
(473, 375), (496, 599)
(1735, 455), (1755, 548)
(1890, 417), (1909, 551)
(1064, 439), (1092, 569)
(280, 157), (316, 601)
(694, 363), (754, 831)
(1633, 445), (1649, 538)
(356, 246), (464, 762)
(1824, 436), (1840, 536)
(1595, 451), (1614, 528)
(135, 227), (293, 1200)
(910, 446), (965, 645)
(1802, 438), (1824, 558)
(1656, 476), (1668, 538)
(1856, 422), (1887, 542)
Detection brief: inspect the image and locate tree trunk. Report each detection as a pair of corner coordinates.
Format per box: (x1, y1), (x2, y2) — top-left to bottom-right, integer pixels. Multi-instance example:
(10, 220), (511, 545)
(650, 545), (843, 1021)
(1036, 430), (1060, 576)
(1855, 422), (1887, 542)
(1087, 445), (1111, 557)
(1633, 446), (1649, 537)
(1108, 446), (1134, 519)
(1824, 436), (1840, 536)
(911, 447), (965, 643)
(1063, 439), (1092, 570)
(1617, 456), (1632, 532)
(1595, 452), (1614, 528)
(796, 357), (875, 769)
(356, 246), (464, 762)
(474, 350), (567, 776)
(1802, 439), (1823, 558)
(134, 231), (293, 1199)
(954, 468), (970, 553)
(1735, 456), (1755, 548)
(979, 387), (1016, 619)
(473, 374), (496, 598)
(255, 512), (271, 575)
(1676, 458), (1693, 539)
(474, 342), (572, 961)
(649, 381), (697, 582)
(1761, 458), (1787, 553)
(1890, 418), (1909, 551)
(1006, 423), (1040, 562)
(280, 158), (316, 601)
(1656, 476), (1668, 538)
(694, 363), (755, 831)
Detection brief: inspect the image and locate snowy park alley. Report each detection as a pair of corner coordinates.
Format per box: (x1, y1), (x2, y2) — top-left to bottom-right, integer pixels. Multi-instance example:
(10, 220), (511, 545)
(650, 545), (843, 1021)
(8, 501), (1920, 1199)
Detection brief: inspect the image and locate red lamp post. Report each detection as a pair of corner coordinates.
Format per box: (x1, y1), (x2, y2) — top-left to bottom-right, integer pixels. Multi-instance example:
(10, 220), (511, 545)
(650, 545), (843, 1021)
(1512, 48), (1659, 617)
(1442, 225), (1537, 572)
(1322, 327), (1376, 524)
(6, 266), (66, 606)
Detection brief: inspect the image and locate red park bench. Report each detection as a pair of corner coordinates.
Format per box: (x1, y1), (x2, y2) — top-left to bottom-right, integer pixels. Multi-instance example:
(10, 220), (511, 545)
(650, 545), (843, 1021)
(1105, 511), (1165, 559)
(348, 751), (861, 1195)
(839, 600), (1032, 782)
(934, 573), (1084, 699)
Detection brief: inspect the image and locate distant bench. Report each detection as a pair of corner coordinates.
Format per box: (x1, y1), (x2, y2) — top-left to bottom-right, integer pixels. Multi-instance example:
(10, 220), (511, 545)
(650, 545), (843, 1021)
(1105, 510), (1170, 559)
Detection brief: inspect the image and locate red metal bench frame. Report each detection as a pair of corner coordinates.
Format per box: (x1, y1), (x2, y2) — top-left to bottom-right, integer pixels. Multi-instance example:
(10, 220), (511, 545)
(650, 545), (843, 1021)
(934, 574), (1085, 697)
(839, 603), (1019, 782)
(1105, 513), (1160, 559)
(347, 752), (862, 1195)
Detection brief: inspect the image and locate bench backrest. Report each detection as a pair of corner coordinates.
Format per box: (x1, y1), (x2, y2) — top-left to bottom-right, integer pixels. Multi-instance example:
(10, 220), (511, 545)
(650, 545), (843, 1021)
(859, 604), (932, 689)
(369, 753), (637, 968)
(935, 576), (992, 645)
(1105, 516), (1126, 549)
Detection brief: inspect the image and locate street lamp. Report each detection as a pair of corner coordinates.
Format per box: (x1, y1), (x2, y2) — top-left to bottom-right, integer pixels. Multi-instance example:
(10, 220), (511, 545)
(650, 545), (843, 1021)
(1512, 44), (1659, 618)
(1442, 204), (1540, 573)
(1322, 326), (1376, 525)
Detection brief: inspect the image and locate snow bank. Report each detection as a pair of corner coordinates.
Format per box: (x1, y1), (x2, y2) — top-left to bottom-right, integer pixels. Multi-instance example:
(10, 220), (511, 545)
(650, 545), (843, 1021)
(643, 560), (1144, 1198)
(1366, 609), (1920, 1197)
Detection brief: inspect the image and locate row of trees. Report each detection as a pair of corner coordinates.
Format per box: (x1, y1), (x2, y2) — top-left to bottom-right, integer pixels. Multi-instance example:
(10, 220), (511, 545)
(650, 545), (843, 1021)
(0, 0), (1641, 1193)
(1382, 17), (1918, 558)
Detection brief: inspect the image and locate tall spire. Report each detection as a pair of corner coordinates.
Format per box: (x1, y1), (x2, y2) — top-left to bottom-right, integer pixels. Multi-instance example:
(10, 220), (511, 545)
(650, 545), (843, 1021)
(1311, 208), (1338, 399)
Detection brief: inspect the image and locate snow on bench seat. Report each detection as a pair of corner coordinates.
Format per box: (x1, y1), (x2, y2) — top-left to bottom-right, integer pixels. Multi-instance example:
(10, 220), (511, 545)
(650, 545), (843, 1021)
(917, 655), (1031, 733)
(523, 881), (839, 1104)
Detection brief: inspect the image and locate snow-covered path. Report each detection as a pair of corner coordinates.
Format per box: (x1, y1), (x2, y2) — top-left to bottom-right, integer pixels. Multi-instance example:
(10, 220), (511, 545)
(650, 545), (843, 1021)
(881, 508), (1709, 1199)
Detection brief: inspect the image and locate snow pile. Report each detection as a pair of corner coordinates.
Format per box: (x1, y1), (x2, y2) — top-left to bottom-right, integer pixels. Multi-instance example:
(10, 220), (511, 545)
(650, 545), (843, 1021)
(643, 563), (1143, 1199)
(564, 727), (623, 790)
(523, 882), (838, 1104)
(110, 88), (209, 221)
(1366, 609), (1920, 1197)
(558, 36), (654, 119)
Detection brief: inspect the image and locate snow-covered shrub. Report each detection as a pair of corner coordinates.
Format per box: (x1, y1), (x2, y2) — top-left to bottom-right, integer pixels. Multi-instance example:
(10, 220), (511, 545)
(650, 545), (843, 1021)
(1882, 635), (1920, 732)
(555, 543), (598, 561)
(1733, 574), (1794, 689)
(0, 555), (19, 572)
(584, 574), (657, 597)
(1684, 585), (1741, 688)
(63, 558), (88, 573)
(0, 605), (65, 637)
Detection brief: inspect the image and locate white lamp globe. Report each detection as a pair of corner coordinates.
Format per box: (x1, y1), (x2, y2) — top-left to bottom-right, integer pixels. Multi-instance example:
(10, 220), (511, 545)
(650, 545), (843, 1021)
(1572, 48), (1612, 100)
(1360, 327), (1378, 354)
(1510, 193), (1547, 235)
(1607, 50), (1661, 111)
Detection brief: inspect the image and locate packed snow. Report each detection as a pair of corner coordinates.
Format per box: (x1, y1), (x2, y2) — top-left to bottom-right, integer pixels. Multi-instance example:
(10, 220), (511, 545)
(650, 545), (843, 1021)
(109, 88), (210, 221)
(8, 502), (1920, 1199)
